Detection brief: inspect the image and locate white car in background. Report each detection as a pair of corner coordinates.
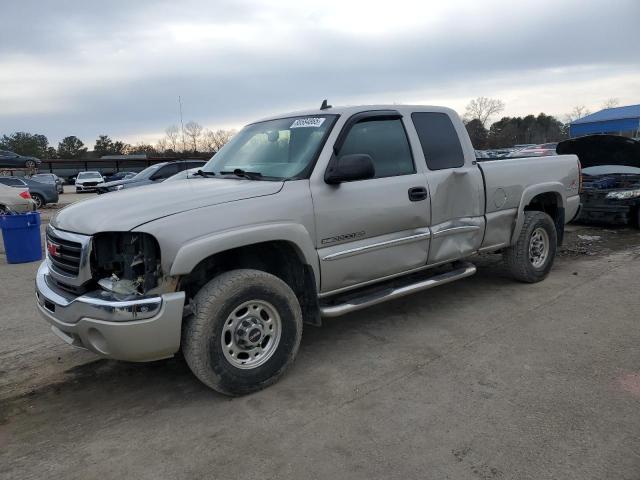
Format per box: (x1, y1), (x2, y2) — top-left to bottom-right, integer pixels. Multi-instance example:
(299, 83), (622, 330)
(0, 182), (36, 213)
(75, 171), (105, 193)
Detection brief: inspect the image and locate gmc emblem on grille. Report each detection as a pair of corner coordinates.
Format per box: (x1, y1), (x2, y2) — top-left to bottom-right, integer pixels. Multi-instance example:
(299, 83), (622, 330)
(47, 241), (60, 257)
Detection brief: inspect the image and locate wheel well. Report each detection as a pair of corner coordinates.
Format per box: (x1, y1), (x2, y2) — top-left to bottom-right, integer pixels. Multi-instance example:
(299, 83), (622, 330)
(179, 241), (321, 326)
(525, 192), (565, 245)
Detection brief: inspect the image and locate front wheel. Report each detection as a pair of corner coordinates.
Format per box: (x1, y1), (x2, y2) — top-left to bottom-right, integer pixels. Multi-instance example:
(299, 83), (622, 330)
(24, 159), (36, 169)
(503, 211), (557, 283)
(182, 269), (303, 396)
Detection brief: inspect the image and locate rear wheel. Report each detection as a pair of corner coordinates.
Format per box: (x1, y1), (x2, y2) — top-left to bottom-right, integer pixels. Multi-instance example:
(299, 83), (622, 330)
(24, 159), (36, 169)
(182, 269), (303, 396)
(31, 193), (44, 209)
(503, 211), (557, 283)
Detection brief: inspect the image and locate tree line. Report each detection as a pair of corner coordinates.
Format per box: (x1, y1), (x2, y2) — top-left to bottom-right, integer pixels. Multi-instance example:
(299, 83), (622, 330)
(463, 96), (621, 149)
(1, 96), (621, 157)
(0, 121), (236, 159)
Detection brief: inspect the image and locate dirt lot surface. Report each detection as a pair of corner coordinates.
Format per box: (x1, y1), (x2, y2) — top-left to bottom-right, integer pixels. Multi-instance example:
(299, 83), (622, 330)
(1, 198), (639, 479)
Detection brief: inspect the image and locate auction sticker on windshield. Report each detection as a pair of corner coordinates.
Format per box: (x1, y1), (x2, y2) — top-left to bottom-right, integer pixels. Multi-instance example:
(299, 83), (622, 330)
(290, 118), (326, 128)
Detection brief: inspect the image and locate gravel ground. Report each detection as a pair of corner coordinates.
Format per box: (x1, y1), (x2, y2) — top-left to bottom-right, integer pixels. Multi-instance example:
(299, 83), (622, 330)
(1, 195), (639, 479)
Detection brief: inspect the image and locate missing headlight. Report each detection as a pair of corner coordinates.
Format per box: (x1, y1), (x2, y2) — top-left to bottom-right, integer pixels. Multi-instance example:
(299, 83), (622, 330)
(92, 232), (161, 295)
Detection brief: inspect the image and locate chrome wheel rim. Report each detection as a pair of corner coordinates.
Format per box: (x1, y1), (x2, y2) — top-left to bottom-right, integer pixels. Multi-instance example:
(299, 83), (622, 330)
(221, 299), (282, 369)
(529, 227), (549, 268)
(33, 195), (42, 208)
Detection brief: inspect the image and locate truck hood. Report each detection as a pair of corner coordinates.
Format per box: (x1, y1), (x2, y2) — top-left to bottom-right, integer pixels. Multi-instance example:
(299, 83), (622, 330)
(53, 178), (284, 234)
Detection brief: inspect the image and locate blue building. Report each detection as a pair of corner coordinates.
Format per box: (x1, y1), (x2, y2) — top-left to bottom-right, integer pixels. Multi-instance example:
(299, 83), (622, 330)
(570, 104), (640, 138)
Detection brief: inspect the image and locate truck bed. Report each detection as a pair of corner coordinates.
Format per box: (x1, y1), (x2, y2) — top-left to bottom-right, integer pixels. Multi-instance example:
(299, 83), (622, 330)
(476, 155), (581, 250)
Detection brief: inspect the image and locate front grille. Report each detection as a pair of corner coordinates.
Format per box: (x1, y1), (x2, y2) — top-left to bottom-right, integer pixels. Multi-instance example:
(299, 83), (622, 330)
(82, 182), (98, 187)
(47, 230), (82, 276)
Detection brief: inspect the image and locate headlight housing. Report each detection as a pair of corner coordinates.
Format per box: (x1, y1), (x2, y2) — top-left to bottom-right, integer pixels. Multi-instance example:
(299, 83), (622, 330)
(113, 184), (124, 191)
(92, 232), (161, 295)
(605, 189), (640, 200)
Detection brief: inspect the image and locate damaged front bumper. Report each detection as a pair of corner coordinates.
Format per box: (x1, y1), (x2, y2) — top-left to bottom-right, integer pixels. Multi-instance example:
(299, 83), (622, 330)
(35, 262), (185, 362)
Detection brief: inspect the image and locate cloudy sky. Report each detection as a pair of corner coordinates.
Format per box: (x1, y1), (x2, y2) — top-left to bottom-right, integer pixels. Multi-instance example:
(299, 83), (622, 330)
(1, 0), (639, 147)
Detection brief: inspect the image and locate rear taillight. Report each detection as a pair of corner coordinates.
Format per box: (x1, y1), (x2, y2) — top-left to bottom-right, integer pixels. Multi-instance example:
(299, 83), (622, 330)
(578, 159), (583, 193)
(19, 191), (31, 199)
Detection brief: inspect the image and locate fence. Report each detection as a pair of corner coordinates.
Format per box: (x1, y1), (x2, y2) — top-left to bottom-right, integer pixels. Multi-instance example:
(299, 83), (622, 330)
(1, 156), (210, 180)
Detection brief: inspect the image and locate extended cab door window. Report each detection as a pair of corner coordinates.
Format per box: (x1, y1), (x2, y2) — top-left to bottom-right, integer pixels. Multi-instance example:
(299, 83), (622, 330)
(338, 119), (414, 178)
(411, 112), (464, 170)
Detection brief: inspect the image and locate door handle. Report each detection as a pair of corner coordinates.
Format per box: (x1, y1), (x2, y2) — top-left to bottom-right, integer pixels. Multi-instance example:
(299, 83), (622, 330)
(408, 186), (428, 201)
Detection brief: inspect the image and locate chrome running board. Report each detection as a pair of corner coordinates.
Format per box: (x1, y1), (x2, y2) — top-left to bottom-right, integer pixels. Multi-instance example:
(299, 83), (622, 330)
(319, 262), (476, 318)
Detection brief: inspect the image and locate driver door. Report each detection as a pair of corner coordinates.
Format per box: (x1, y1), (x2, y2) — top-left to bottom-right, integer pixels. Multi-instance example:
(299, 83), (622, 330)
(310, 112), (431, 295)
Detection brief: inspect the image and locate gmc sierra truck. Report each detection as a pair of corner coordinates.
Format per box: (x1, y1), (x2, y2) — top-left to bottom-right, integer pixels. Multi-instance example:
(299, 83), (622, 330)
(36, 105), (581, 395)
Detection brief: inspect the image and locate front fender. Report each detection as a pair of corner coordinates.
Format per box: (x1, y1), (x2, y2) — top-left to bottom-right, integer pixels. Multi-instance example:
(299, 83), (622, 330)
(169, 222), (320, 285)
(511, 183), (566, 244)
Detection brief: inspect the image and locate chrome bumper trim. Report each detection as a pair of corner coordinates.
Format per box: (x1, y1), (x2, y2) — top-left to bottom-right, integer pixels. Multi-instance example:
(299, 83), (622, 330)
(36, 262), (162, 323)
(35, 262), (185, 362)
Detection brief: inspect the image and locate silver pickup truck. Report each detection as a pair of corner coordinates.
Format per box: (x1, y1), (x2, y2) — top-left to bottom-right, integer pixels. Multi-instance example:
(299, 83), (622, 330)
(36, 105), (581, 395)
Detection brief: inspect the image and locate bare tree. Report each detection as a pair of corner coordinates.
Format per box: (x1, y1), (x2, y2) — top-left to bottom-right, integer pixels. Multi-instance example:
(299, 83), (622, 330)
(602, 98), (620, 109)
(199, 128), (236, 152)
(212, 129), (236, 151)
(464, 96), (505, 128)
(156, 138), (167, 153)
(564, 105), (591, 123)
(165, 125), (180, 151)
(183, 121), (203, 152)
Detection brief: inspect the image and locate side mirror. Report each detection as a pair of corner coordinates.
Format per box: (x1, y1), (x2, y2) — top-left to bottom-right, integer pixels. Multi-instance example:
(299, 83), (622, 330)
(324, 154), (375, 184)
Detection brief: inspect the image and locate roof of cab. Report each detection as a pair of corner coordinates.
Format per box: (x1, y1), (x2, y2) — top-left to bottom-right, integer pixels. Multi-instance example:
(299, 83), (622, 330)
(252, 104), (458, 124)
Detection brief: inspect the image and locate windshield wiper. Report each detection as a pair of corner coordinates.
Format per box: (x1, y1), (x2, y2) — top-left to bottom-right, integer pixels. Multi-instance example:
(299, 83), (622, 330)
(220, 169), (263, 180)
(193, 170), (216, 177)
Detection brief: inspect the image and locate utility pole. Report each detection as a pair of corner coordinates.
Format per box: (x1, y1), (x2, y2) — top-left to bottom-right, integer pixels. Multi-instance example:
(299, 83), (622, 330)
(178, 96), (186, 153)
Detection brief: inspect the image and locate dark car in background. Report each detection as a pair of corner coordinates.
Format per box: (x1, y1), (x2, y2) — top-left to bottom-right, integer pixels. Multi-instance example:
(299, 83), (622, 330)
(30, 173), (64, 194)
(0, 176), (59, 208)
(558, 135), (640, 226)
(104, 171), (137, 183)
(97, 160), (207, 194)
(0, 150), (42, 169)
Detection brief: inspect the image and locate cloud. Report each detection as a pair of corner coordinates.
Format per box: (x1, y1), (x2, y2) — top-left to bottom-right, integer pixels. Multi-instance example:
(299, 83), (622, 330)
(1, 0), (639, 146)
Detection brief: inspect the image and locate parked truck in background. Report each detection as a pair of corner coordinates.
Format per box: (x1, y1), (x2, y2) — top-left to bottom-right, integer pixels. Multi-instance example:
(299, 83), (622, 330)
(36, 105), (581, 395)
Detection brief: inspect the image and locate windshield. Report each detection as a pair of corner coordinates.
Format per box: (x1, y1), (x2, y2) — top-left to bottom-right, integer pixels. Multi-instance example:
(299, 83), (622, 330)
(202, 115), (337, 179)
(78, 172), (101, 179)
(132, 164), (162, 179)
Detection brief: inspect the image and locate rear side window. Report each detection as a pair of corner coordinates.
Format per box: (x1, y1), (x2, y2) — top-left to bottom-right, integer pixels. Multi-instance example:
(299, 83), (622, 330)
(411, 112), (465, 170)
(338, 119), (414, 178)
(0, 178), (25, 186)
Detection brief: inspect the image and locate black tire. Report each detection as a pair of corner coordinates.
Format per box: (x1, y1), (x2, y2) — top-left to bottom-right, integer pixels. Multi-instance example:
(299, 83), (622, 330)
(503, 211), (557, 283)
(31, 193), (44, 209)
(24, 159), (36, 169)
(182, 269), (303, 396)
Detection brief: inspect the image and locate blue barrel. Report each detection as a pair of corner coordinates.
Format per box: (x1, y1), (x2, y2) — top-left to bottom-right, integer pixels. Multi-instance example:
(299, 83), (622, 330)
(0, 212), (43, 264)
